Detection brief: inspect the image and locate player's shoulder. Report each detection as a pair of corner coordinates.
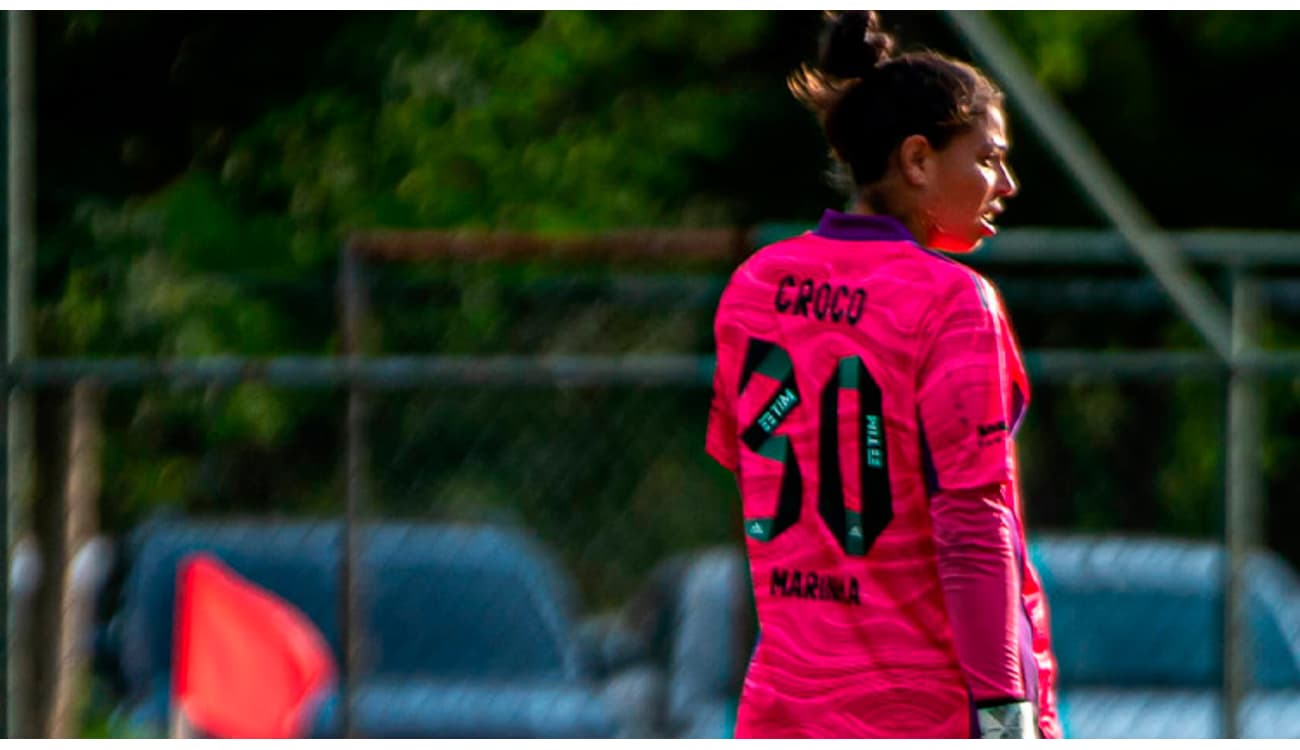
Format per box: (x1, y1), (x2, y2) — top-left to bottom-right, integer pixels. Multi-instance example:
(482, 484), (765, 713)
(925, 254), (1001, 315)
(732, 230), (928, 284)
(735, 232), (816, 275)
(716, 233), (814, 306)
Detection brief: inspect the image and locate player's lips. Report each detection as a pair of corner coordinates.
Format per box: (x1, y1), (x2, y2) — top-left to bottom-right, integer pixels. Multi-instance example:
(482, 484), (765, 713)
(979, 204), (1003, 235)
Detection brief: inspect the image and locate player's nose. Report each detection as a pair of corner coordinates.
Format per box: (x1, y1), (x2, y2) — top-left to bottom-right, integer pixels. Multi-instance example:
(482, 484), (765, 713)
(997, 161), (1019, 199)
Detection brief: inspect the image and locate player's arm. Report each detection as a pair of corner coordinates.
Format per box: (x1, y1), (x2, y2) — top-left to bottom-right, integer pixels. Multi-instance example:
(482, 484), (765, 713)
(1022, 557), (1062, 738)
(917, 276), (1035, 739)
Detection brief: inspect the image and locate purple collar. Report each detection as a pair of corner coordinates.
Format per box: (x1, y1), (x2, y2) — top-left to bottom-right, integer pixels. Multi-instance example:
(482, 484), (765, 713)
(813, 209), (917, 243)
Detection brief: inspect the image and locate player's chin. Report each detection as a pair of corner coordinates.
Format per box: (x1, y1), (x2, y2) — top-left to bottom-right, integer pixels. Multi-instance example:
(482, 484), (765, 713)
(929, 228), (986, 254)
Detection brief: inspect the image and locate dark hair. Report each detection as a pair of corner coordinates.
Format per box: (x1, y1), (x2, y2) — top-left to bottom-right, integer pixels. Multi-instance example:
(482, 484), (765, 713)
(789, 11), (1004, 190)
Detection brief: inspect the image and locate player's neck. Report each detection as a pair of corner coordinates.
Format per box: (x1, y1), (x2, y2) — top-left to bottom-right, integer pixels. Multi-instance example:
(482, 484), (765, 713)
(850, 194), (925, 245)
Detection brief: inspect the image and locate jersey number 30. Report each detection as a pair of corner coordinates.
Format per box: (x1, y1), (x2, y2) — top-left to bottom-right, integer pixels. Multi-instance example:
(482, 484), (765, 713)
(738, 337), (892, 557)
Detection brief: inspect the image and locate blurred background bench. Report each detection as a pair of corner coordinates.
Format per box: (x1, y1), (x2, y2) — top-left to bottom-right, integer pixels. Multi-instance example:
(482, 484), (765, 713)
(86, 518), (1300, 738)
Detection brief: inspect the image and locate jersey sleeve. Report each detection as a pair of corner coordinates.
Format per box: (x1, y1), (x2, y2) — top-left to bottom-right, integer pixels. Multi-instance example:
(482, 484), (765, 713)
(916, 273), (1013, 491)
(917, 273), (1029, 708)
(706, 294), (740, 472)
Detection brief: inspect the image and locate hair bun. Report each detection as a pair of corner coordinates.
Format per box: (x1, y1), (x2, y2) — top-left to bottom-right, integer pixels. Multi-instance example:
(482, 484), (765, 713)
(819, 10), (895, 80)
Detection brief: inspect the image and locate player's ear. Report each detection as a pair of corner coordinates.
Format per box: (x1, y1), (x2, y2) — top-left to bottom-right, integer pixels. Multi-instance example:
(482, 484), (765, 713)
(897, 134), (934, 188)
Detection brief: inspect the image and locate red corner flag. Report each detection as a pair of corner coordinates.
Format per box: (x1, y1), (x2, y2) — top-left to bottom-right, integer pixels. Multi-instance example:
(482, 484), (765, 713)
(172, 553), (336, 738)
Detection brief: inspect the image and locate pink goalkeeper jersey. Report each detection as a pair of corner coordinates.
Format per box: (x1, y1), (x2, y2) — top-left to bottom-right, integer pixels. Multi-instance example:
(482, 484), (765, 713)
(707, 210), (1060, 739)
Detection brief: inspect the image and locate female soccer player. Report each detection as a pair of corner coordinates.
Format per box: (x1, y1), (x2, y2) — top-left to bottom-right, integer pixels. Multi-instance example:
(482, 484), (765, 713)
(706, 11), (1060, 739)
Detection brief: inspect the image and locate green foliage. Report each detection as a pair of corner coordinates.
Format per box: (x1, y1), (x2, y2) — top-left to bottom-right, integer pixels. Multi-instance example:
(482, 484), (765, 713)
(993, 11), (1136, 92)
(39, 11), (812, 552)
(197, 10), (786, 250)
(1178, 11), (1300, 57)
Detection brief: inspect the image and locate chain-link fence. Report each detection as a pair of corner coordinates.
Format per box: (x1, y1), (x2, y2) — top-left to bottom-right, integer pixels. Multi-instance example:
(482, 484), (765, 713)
(8, 226), (1300, 738)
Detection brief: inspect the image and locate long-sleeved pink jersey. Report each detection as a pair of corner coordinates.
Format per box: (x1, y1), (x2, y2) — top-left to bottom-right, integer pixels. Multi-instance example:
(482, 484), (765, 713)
(706, 210), (1060, 738)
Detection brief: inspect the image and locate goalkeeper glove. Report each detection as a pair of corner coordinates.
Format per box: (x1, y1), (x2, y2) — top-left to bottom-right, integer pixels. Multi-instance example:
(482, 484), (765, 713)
(977, 701), (1038, 739)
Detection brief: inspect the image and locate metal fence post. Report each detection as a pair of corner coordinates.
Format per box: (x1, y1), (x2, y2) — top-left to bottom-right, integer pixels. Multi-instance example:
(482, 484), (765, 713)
(1224, 269), (1263, 738)
(0, 13), (8, 736)
(339, 243), (371, 738)
(6, 10), (35, 739)
(48, 381), (105, 738)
